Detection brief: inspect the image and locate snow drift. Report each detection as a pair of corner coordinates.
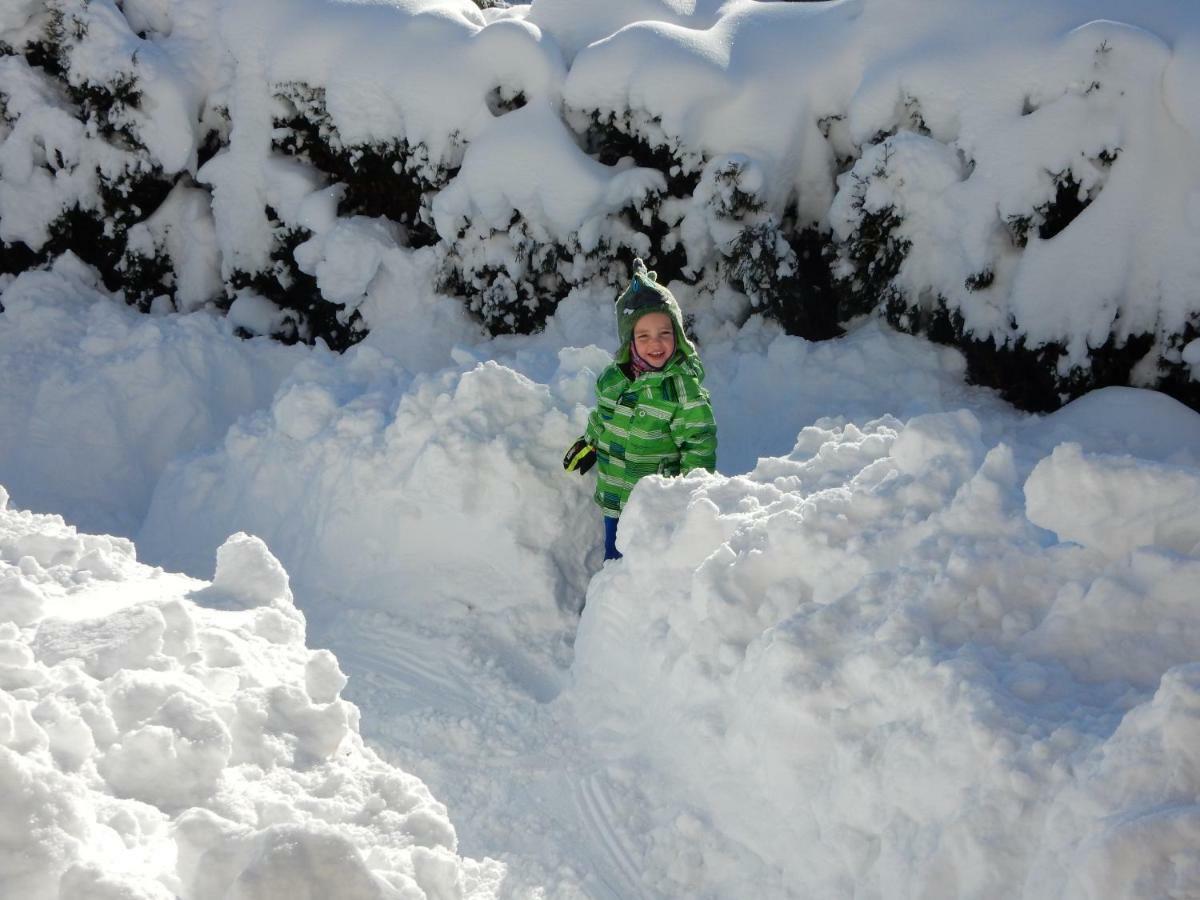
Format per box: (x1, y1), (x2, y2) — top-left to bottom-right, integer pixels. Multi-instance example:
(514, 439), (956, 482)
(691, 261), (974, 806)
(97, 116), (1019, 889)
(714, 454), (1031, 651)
(5, 0), (1200, 896)
(5, 240), (1200, 897)
(0, 486), (507, 899)
(572, 391), (1200, 898)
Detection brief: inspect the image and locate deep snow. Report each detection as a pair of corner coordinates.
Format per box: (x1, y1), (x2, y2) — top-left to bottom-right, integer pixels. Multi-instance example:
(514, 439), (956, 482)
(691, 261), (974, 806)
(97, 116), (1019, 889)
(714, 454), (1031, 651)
(4, 0), (1200, 896)
(5, 249), (1200, 897)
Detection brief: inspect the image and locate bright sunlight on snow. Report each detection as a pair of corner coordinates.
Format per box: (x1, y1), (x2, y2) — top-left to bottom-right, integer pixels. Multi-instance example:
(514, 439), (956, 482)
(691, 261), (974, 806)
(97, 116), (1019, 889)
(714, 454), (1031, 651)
(4, 0), (1200, 898)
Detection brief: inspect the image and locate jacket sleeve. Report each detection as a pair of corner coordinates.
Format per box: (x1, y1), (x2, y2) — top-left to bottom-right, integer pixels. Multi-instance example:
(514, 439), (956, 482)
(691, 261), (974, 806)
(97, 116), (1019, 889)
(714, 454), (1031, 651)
(584, 367), (614, 447)
(585, 404), (603, 447)
(669, 375), (717, 473)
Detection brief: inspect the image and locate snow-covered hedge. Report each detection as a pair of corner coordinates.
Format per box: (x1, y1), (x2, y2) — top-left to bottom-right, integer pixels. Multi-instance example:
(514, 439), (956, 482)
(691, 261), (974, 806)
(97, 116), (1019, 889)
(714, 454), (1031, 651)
(3, 0), (1200, 410)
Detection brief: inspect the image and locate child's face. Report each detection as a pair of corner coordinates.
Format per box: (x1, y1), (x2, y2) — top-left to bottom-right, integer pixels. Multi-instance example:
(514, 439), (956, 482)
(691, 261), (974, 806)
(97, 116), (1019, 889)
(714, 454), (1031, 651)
(632, 311), (676, 368)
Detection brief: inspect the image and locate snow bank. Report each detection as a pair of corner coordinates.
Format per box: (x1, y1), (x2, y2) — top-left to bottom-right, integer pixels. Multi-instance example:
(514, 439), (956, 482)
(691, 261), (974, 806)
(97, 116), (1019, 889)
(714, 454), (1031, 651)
(1026, 443), (1200, 559)
(138, 340), (602, 621)
(0, 257), (305, 537)
(571, 389), (1200, 898)
(0, 486), (506, 899)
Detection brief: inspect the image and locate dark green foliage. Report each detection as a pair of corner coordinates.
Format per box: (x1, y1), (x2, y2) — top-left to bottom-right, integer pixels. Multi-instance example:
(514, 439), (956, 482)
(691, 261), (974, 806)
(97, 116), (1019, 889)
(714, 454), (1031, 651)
(227, 212), (366, 351)
(579, 110), (701, 199)
(197, 102), (230, 169)
(698, 156), (846, 340)
(485, 86), (525, 116)
(99, 164), (173, 228)
(70, 71), (141, 146)
(44, 204), (126, 290)
(898, 94), (930, 138)
(728, 221), (844, 340)
(438, 194), (671, 336)
(922, 300), (1155, 412)
(439, 105), (699, 337)
(39, 163), (173, 294)
(1006, 170), (1093, 248)
(1154, 318), (1200, 412)
(119, 245), (174, 312)
(197, 125), (225, 169)
(965, 269), (994, 291)
(571, 110), (700, 286)
(270, 83), (454, 344)
(438, 262), (551, 336)
(817, 113), (856, 173)
(273, 82), (449, 247)
(23, 6), (67, 77)
(1036, 172), (1089, 241)
(758, 224), (844, 340)
(621, 194), (690, 287)
(436, 213), (568, 336)
(1, 241), (40, 276)
(1005, 213), (1034, 249)
(836, 198), (909, 315)
(10, 3), (184, 308)
(831, 145), (912, 323)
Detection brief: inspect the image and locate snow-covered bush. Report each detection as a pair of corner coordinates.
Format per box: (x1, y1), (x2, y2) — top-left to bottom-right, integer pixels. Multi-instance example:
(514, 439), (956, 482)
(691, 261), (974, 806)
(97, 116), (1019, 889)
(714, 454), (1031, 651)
(432, 102), (666, 334)
(272, 82), (452, 248)
(825, 19), (1200, 410)
(567, 105), (703, 281)
(0, 0), (179, 300)
(4, 0), (1200, 412)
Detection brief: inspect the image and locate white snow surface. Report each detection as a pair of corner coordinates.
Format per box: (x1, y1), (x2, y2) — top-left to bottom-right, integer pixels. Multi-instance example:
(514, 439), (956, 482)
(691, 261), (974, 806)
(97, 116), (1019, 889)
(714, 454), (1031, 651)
(0, 490), (509, 899)
(6, 249), (1200, 896)
(4, 0), (1200, 896)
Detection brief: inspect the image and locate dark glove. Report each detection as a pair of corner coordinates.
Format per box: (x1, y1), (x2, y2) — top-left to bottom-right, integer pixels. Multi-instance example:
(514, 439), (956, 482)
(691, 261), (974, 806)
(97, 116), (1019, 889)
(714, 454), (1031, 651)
(563, 438), (596, 474)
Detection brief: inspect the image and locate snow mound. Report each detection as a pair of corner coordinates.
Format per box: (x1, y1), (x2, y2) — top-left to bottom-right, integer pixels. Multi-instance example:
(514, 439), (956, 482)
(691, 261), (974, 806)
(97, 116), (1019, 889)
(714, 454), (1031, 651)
(139, 346), (601, 619)
(0, 489), (505, 899)
(1025, 443), (1200, 559)
(572, 394), (1200, 898)
(0, 258), (306, 537)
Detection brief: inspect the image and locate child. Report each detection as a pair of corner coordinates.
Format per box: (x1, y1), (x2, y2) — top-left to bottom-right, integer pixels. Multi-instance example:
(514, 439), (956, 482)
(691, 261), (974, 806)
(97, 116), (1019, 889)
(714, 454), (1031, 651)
(563, 259), (717, 560)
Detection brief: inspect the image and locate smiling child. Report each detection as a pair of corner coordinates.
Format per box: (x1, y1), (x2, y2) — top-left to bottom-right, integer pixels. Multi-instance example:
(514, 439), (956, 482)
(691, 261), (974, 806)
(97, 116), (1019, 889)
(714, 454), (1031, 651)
(563, 259), (717, 560)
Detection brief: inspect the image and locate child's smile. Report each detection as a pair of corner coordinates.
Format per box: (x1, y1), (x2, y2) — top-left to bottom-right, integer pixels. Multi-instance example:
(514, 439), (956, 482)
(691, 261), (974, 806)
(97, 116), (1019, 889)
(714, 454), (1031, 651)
(633, 311), (676, 369)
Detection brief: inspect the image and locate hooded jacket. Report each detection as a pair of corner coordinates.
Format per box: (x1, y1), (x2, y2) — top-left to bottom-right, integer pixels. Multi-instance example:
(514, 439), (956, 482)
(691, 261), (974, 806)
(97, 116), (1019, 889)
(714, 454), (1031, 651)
(584, 260), (717, 517)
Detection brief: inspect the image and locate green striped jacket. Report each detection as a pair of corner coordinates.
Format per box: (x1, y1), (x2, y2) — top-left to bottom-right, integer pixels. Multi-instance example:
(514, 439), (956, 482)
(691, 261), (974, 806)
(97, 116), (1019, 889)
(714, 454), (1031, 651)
(584, 351), (717, 517)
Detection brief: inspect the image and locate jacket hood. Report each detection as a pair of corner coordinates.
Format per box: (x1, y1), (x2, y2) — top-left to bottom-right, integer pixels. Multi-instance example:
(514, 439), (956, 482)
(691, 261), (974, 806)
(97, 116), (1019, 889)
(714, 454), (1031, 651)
(613, 259), (701, 375)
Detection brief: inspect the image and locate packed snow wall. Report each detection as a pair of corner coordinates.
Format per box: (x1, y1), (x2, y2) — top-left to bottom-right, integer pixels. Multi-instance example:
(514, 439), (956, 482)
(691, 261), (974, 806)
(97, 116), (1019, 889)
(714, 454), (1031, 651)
(572, 389), (1200, 898)
(3, 0), (1200, 411)
(0, 488), (512, 899)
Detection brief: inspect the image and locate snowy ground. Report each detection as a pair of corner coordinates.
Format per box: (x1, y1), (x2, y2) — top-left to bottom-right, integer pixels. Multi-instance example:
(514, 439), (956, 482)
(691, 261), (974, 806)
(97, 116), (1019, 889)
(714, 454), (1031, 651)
(6, 0), (1200, 895)
(6, 250), (1200, 898)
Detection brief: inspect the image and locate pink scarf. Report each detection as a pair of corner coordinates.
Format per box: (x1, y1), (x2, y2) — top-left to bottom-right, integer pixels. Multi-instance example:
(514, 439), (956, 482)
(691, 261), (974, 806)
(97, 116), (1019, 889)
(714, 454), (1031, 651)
(629, 343), (664, 377)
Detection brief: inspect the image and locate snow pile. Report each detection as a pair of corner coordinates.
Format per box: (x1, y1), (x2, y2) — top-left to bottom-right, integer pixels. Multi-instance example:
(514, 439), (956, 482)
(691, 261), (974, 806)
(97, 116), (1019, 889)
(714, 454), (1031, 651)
(572, 390), (1200, 898)
(132, 288), (992, 618)
(0, 486), (506, 899)
(138, 345), (602, 621)
(1026, 442), (1200, 559)
(0, 255), (305, 537)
